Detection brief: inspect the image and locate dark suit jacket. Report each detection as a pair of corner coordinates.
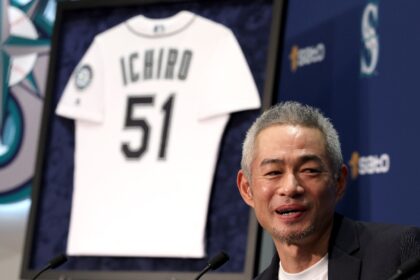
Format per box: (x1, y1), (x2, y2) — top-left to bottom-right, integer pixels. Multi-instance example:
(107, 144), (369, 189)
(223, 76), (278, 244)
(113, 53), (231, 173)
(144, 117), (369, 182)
(255, 213), (420, 280)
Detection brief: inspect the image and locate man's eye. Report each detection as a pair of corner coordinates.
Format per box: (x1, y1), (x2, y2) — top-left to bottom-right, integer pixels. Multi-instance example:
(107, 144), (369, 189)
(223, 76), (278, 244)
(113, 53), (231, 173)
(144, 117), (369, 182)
(302, 168), (321, 174)
(264, 170), (281, 176)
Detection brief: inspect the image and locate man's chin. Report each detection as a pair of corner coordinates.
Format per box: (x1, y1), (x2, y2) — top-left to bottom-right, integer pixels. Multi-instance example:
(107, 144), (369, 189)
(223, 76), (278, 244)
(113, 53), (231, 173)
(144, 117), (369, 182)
(272, 225), (316, 245)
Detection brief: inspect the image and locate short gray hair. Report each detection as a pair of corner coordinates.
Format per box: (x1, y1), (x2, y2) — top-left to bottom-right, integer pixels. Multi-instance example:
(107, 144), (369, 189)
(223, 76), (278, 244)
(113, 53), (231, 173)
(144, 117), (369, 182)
(241, 101), (343, 179)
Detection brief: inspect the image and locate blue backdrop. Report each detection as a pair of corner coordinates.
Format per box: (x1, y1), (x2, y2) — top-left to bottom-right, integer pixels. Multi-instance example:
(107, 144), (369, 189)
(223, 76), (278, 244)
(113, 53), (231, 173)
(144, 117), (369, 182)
(277, 0), (420, 226)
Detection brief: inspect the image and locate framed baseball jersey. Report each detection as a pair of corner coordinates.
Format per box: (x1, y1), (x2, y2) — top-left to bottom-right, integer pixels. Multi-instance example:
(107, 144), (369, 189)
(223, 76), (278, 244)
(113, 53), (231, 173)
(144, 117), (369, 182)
(56, 10), (260, 258)
(21, 0), (286, 279)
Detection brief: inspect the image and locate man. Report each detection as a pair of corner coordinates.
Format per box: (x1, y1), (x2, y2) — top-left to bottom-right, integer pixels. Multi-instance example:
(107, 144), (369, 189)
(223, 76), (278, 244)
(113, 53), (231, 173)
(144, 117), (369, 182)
(237, 101), (420, 280)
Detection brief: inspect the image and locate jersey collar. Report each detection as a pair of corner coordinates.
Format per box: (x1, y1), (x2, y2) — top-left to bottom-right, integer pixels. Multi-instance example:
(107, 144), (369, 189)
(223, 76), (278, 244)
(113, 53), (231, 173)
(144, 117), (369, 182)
(125, 10), (195, 38)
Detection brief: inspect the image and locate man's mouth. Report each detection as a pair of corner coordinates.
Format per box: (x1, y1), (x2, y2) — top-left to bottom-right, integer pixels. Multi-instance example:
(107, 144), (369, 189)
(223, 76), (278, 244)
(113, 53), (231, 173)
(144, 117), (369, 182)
(275, 205), (307, 216)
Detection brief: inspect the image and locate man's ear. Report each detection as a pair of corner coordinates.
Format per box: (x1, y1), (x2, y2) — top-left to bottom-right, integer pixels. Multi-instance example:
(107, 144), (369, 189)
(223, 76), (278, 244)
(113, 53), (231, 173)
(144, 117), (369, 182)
(335, 164), (348, 201)
(237, 170), (255, 208)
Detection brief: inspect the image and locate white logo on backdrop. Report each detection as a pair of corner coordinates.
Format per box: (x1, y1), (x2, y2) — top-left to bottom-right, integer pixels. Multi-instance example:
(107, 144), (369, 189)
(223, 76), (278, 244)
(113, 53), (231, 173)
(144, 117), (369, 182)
(361, 2), (379, 75)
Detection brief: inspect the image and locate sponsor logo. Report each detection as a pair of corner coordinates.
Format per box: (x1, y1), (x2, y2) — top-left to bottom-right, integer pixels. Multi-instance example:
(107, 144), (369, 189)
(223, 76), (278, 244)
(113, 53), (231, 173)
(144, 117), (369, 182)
(0, 1), (54, 204)
(348, 151), (390, 179)
(361, 1), (380, 76)
(289, 43), (326, 72)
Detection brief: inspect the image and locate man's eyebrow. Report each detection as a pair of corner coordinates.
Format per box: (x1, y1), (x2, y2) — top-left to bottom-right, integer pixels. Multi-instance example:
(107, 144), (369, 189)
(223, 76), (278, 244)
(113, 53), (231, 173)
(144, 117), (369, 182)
(260, 158), (284, 167)
(298, 155), (326, 167)
(259, 155), (328, 168)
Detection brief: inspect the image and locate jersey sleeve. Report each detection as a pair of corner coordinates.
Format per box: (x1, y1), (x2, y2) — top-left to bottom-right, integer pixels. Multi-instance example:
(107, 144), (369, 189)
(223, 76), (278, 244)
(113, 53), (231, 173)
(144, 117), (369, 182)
(198, 28), (261, 120)
(56, 38), (105, 123)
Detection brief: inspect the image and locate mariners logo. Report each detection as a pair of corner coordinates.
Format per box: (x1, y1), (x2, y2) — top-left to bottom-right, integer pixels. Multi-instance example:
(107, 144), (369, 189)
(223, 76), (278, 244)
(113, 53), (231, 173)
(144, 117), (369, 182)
(361, 1), (379, 76)
(75, 64), (93, 90)
(0, 0), (54, 204)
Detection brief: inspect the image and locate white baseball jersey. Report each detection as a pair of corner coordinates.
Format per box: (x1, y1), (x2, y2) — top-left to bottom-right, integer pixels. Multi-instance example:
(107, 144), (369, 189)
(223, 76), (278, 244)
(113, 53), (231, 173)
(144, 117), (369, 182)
(56, 10), (260, 258)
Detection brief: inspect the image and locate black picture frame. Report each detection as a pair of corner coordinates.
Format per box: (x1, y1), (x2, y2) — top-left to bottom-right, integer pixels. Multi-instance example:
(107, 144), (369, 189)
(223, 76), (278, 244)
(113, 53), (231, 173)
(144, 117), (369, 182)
(20, 0), (287, 279)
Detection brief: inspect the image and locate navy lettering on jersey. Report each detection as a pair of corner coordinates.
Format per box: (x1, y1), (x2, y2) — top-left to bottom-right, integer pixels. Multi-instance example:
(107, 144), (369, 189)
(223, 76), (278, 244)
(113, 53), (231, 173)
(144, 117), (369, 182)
(179, 50), (192, 80)
(165, 49), (178, 79)
(129, 53), (139, 83)
(157, 49), (164, 79)
(120, 48), (193, 85)
(120, 58), (128, 85)
(144, 50), (153, 80)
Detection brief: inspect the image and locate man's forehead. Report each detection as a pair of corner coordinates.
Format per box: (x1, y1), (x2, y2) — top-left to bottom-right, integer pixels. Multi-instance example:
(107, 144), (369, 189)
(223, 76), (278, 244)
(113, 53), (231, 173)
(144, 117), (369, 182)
(253, 125), (328, 160)
(255, 124), (325, 145)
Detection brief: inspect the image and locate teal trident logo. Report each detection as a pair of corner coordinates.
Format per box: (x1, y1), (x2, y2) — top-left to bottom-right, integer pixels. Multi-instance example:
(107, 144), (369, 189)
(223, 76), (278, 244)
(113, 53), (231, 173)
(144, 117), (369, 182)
(0, 0), (54, 204)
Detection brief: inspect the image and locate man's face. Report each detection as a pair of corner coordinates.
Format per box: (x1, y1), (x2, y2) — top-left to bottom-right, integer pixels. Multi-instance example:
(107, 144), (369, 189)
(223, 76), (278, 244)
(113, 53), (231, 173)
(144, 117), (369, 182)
(237, 124), (346, 245)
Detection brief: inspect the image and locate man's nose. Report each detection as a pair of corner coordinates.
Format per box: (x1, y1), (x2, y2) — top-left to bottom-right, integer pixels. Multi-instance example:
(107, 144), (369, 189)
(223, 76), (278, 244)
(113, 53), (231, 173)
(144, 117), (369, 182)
(276, 172), (302, 197)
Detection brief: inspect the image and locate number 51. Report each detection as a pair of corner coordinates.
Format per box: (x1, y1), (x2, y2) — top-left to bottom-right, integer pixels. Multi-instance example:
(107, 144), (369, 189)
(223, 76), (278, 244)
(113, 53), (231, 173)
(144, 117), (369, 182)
(121, 94), (174, 160)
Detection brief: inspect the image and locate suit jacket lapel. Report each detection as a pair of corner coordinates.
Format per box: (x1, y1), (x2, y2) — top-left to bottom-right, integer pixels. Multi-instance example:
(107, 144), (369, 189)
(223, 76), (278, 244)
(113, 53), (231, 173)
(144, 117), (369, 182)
(328, 214), (362, 280)
(262, 253), (279, 280)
